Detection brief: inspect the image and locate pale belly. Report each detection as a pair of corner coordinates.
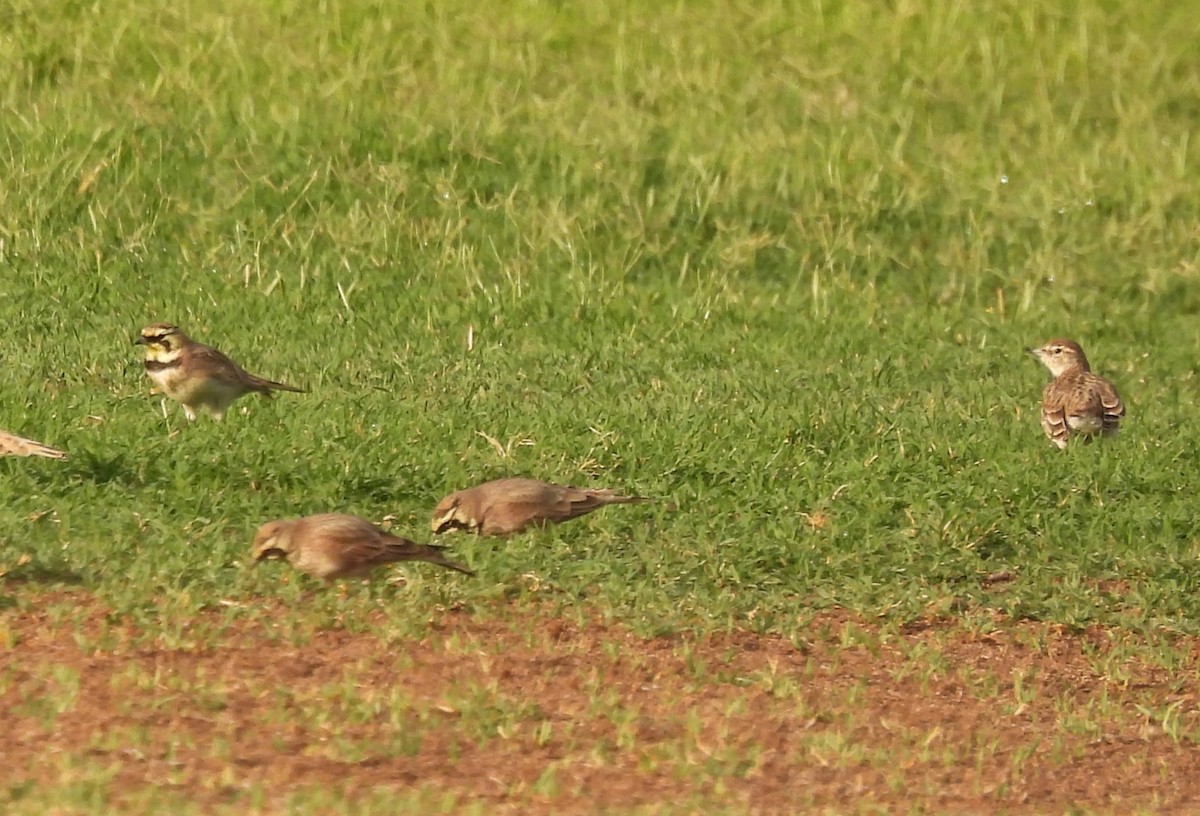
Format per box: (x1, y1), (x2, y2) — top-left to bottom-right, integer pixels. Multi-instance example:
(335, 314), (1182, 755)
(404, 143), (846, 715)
(148, 366), (245, 417)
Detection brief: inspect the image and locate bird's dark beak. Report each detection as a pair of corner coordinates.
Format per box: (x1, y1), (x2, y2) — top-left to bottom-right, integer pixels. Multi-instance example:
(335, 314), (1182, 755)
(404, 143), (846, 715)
(133, 336), (148, 346)
(1024, 347), (1037, 356)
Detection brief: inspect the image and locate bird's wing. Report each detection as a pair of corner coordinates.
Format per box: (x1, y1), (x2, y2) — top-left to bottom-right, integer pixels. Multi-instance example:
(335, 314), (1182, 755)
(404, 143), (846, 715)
(187, 343), (257, 385)
(1041, 383), (1070, 444)
(1089, 375), (1125, 431)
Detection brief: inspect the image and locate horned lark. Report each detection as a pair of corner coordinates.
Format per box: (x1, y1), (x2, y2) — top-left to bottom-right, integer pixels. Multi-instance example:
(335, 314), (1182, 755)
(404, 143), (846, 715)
(134, 322), (305, 420)
(431, 477), (651, 536)
(1029, 338), (1125, 449)
(0, 429), (67, 460)
(252, 513), (474, 582)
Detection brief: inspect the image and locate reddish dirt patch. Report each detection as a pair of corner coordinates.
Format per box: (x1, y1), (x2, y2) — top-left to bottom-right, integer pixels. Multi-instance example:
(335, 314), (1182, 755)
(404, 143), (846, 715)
(4, 592), (1200, 813)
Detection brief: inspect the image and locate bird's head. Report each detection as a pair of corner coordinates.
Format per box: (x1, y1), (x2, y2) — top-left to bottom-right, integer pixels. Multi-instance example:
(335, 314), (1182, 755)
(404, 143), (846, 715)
(134, 322), (188, 356)
(431, 492), (475, 534)
(1028, 338), (1090, 377)
(251, 519), (295, 565)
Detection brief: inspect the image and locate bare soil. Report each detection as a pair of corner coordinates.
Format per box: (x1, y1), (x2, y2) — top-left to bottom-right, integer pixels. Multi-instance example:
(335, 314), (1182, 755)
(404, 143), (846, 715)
(4, 590), (1200, 813)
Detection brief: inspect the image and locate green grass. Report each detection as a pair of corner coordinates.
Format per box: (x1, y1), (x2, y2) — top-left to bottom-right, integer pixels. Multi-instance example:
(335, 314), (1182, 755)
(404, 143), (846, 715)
(6, 11), (1200, 812)
(3, 0), (1200, 636)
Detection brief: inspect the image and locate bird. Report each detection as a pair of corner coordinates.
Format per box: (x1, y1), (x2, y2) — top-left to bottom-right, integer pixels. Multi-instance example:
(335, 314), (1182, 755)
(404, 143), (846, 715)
(1028, 338), (1125, 449)
(134, 322), (305, 420)
(251, 513), (474, 582)
(0, 429), (67, 460)
(431, 477), (651, 536)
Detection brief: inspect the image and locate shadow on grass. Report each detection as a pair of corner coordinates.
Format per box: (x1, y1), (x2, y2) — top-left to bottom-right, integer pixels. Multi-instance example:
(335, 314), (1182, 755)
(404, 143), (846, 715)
(342, 472), (410, 505)
(1, 448), (161, 489)
(65, 450), (163, 487)
(1, 560), (85, 587)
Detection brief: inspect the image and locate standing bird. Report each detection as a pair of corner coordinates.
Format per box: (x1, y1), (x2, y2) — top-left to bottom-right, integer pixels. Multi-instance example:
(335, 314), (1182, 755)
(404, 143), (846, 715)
(431, 477), (650, 536)
(252, 513), (474, 582)
(0, 429), (67, 460)
(134, 322), (305, 420)
(1029, 338), (1125, 449)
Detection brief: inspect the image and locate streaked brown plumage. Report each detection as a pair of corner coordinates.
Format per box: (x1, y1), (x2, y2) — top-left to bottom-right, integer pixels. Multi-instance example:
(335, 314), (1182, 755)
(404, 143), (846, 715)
(135, 322), (305, 420)
(1029, 338), (1125, 449)
(251, 513), (473, 582)
(431, 477), (650, 536)
(0, 429), (67, 460)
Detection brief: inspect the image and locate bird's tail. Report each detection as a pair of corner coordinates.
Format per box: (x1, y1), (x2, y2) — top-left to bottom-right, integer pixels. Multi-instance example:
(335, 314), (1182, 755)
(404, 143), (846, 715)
(387, 540), (475, 576)
(425, 545), (476, 576)
(590, 490), (653, 506)
(248, 374), (307, 396)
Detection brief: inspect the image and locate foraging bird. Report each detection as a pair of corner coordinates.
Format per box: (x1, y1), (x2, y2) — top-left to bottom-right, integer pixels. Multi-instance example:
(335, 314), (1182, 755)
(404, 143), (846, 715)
(252, 513), (474, 582)
(1029, 338), (1125, 449)
(0, 429), (67, 460)
(431, 477), (650, 536)
(134, 322), (305, 420)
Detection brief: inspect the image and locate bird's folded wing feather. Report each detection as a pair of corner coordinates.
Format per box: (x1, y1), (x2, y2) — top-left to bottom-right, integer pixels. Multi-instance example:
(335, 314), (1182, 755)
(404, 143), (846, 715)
(189, 344), (248, 380)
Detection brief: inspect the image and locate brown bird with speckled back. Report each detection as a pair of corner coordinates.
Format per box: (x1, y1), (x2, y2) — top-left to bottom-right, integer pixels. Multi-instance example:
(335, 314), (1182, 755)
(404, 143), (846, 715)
(135, 322), (305, 421)
(1029, 338), (1125, 449)
(0, 429), (67, 460)
(252, 513), (474, 582)
(431, 477), (650, 537)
